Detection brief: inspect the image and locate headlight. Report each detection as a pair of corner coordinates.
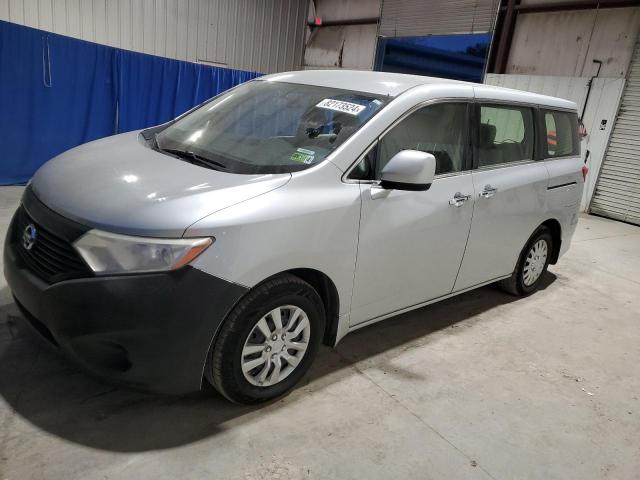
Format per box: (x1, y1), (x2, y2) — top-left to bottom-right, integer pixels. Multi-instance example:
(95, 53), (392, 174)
(74, 229), (213, 275)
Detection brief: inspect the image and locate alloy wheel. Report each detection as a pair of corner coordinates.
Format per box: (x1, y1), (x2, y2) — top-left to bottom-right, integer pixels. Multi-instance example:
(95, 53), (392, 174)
(523, 239), (548, 286)
(241, 305), (311, 387)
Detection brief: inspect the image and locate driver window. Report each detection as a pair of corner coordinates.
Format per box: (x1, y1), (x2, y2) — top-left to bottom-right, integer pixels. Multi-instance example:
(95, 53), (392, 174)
(376, 103), (469, 178)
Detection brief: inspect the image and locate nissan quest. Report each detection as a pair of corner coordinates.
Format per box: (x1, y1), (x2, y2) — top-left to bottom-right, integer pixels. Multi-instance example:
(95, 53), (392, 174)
(4, 70), (585, 404)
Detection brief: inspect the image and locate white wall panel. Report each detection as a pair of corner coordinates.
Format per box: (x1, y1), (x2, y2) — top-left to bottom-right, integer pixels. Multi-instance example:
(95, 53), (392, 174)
(7, 1), (19, 22)
(0, 0), (307, 73)
(23, 1), (37, 27)
(39, 0), (53, 31)
(485, 74), (626, 211)
(93, 0), (107, 45)
(52, 0), (66, 33)
(67, 0), (82, 38)
(79, 0), (93, 41)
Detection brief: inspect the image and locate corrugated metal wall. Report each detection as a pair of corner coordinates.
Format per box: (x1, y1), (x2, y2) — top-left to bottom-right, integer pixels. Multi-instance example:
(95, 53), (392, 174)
(485, 74), (626, 211)
(590, 37), (640, 225)
(0, 0), (307, 73)
(506, 7), (640, 77)
(379, 0), (500, 37)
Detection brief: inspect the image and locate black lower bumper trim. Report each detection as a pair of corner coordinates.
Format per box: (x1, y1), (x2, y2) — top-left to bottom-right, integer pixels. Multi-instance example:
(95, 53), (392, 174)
(4, 235), (248, 394)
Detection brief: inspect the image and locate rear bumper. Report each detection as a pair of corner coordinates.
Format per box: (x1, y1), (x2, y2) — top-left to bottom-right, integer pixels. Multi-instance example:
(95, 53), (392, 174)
(4, 215), (247, 395)
(558, 212), (580, 260)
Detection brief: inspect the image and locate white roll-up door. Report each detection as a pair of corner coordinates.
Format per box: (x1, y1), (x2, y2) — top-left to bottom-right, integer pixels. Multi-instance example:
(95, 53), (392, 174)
(590, 37), (640, 225)
(379, 0), (500, 37)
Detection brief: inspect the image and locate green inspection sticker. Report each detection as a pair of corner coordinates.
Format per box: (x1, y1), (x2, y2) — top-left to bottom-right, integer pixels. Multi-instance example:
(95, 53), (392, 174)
(290, 148), (315, 164)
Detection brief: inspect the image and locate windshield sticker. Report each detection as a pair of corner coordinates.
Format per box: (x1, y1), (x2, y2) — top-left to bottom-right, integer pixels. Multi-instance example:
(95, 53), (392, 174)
(316, 98), (366, 116)
(290, 148), (315, 164)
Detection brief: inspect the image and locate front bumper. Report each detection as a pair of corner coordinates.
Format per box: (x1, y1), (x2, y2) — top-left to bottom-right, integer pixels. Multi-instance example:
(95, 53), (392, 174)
(4, 205), (248, 395)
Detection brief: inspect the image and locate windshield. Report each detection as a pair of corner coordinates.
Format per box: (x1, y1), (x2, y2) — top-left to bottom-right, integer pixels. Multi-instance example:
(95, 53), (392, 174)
(154, 80), (387, 174)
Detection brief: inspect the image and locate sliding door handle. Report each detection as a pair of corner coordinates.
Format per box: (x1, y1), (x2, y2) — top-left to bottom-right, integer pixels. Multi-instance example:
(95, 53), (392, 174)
(449, 192), (471, 207)
(479, 185), (498, 198)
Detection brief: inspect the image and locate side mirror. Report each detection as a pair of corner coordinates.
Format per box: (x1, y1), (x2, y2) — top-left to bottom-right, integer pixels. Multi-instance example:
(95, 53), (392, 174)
(379, 150), (436, 191)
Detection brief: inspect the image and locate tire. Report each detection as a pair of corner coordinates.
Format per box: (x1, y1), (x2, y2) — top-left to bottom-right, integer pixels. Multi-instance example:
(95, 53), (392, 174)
(499, 227), (553, 296)
(205, 273), (325, 404)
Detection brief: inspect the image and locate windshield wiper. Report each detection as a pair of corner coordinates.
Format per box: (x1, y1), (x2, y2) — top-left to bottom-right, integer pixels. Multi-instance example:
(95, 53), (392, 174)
(160, 148), (228, 170)
(141, 130), (161, 150)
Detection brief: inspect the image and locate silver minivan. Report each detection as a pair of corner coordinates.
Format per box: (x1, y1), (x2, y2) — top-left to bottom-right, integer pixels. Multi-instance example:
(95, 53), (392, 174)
(4, 70), (585, 404)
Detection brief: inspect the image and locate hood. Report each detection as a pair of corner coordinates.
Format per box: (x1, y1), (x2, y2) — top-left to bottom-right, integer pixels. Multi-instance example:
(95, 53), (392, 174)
(30, 132), (291, 237)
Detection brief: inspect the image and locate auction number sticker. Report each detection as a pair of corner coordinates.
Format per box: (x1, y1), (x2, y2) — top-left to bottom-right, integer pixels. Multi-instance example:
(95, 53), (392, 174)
(316, 98), (366, 116)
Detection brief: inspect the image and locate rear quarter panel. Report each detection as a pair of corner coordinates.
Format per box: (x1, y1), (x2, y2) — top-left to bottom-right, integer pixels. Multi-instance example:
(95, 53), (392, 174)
(544, 156), (584, 257)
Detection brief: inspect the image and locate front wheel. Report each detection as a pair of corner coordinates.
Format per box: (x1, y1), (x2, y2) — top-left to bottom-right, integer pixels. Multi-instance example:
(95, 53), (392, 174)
(205, 274), (325, 404)
(499, 227), (553, 296)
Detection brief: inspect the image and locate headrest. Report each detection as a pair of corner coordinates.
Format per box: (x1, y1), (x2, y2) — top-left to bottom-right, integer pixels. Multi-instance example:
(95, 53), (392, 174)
(479, 124), (497, 147)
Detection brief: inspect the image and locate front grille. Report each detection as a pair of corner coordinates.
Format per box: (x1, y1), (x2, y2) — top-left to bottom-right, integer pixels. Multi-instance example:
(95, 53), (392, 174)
(13, 206), (92, 284)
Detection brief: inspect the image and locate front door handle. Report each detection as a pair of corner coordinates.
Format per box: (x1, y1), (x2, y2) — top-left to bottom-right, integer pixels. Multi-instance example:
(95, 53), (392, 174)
(449, 192), (471, 207)
(479, 185), (498, 198)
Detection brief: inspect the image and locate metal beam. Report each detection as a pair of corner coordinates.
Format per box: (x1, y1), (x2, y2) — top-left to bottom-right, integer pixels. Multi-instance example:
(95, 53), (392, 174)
(508, 0), (639, 14)
(307, 18), (379, 27)
(494, 0), (519, 74)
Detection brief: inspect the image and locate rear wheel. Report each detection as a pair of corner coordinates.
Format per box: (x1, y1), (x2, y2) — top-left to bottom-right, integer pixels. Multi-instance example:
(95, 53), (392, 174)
(500, 227), (553, 296)
(205, 274), (325, 404)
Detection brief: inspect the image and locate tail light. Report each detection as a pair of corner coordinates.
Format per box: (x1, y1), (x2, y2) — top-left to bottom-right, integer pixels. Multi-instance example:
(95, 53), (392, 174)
(581, 164), (589, 181)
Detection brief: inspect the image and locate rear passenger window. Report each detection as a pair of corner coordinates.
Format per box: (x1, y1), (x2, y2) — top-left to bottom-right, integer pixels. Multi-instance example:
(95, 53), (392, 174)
(479, 105), (535, 167)
(543, 110), (579, 158)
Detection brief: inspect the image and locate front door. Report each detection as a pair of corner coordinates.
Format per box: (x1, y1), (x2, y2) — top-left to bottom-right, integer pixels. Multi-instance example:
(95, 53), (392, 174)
(454, 103), (549, 291)
(349, 102), (475, 326)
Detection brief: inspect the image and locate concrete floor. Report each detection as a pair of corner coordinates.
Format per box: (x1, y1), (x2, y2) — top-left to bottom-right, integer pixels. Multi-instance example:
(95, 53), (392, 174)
(0, 185), (639, 480)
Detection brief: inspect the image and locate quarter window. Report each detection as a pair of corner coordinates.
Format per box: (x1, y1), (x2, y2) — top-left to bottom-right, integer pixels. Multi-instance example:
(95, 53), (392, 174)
(348, 144), (377, 181)
(543, 110), (579, 158)
(478, 105), (534, 167)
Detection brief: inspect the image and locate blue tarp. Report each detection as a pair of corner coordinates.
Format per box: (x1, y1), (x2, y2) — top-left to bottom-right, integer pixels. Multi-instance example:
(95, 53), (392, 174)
(0, 21), (260, 184)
